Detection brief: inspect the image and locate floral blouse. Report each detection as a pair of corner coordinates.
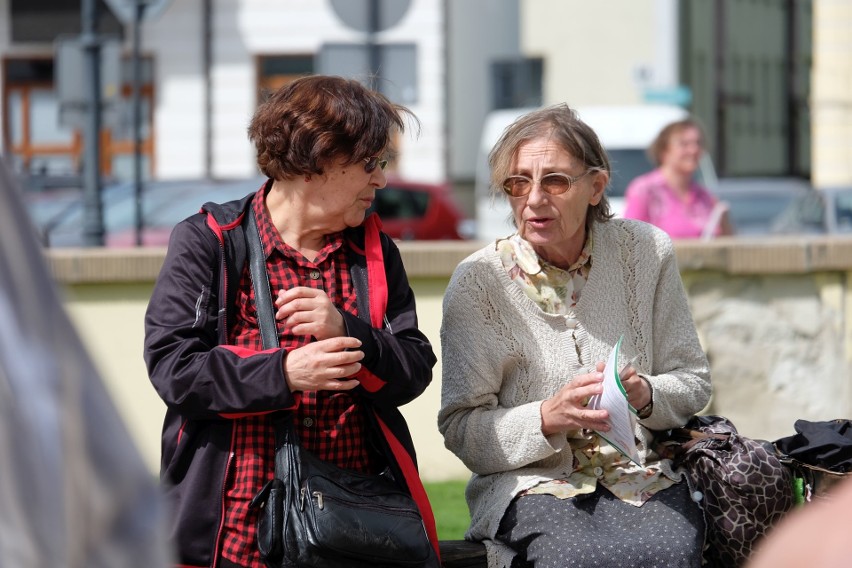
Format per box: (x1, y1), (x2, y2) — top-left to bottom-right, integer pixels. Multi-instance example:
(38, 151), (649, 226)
(496, 233), (676, 506)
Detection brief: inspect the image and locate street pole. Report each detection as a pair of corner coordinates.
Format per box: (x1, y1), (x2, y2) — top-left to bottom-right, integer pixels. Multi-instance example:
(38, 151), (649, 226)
(367, 0), (380, 90)
(81, 0), (105, 246)
(132, 0), (147, 246)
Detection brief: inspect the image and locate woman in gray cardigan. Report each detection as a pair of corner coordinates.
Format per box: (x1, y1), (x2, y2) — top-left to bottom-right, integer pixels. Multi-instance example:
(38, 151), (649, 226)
(438, 104), (711, 568)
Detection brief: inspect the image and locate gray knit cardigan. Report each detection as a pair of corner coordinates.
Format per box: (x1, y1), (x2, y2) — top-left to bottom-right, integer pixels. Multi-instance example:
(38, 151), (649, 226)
(438, 218), (712, 568)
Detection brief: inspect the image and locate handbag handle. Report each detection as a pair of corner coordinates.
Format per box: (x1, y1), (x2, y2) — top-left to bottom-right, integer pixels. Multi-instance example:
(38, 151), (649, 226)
(245, 210), (279, 350)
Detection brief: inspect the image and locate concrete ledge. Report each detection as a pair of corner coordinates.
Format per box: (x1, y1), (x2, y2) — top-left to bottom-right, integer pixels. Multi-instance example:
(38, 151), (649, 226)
(42, 236), (852, 284)
(674, 236), (852, 274)
(45, 246), (170, 284)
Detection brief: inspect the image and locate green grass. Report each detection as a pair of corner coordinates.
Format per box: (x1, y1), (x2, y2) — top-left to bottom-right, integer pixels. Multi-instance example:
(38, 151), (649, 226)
(423, 479), (470, 540)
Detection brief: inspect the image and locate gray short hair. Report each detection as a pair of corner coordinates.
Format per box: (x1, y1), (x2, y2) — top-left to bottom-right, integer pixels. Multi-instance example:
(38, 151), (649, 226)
(488, 103), (613, 224)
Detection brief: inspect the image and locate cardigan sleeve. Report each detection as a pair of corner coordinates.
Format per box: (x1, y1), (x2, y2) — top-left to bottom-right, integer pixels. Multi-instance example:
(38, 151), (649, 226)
(438, 256), (567, 476)
(638, 234), (712, 430)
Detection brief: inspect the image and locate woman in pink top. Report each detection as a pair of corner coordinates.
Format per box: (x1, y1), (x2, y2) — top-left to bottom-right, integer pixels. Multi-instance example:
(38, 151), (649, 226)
(623, 118), (733, 238)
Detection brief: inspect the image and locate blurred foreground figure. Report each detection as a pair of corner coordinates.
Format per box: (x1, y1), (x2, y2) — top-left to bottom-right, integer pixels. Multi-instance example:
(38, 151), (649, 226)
(0, 160), (171, 567)
(746, 478), (852, 568)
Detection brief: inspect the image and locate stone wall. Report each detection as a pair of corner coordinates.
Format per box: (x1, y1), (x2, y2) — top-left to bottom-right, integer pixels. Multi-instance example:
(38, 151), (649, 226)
(677, 239), (852, 442)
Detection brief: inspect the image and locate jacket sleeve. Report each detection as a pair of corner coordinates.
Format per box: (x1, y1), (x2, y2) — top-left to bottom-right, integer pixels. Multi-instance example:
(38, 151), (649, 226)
(144, 218), (294, 419)
(341, 237), (437, 407)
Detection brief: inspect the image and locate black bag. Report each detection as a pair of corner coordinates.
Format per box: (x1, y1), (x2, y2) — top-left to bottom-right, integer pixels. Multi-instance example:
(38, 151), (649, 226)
(251, 417), (436, 568)
(774, 419), (852, 502)
(655, 415), (794, 568)
(774, 419), (852, 473)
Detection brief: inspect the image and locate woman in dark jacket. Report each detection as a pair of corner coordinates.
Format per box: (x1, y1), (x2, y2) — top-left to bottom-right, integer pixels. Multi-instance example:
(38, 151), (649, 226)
(144, 75), (438, 568)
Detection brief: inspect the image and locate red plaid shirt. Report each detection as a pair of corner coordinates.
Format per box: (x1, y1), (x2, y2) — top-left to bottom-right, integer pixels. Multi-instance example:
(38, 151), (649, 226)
(220, 187), (376, 567)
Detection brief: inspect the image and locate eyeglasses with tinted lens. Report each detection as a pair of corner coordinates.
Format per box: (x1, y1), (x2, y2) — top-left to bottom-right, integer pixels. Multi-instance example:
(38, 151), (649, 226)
(364, 156), (389, 174)
(501, 170), (593, 198)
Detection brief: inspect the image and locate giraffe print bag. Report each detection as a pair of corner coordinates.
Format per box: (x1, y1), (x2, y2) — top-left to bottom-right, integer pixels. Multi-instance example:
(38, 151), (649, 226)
(655, 415), (794, 567)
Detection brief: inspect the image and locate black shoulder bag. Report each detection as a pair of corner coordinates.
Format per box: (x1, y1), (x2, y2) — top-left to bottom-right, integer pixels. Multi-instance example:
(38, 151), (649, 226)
(244, 212), (437, 568)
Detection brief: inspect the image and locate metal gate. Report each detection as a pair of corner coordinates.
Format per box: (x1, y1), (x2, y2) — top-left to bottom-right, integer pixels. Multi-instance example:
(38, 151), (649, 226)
(680, 0), (811, 177)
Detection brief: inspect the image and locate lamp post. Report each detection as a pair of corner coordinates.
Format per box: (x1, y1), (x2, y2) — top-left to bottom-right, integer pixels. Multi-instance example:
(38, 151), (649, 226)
(81, 0), (105, 247)
(132, 0), (148, 246)
(367, 0), (380, 90)
(103, 0), (172, 245)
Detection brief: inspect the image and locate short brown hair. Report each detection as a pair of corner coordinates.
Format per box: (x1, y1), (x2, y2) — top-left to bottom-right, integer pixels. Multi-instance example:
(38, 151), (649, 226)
(489, 103), (613, 224)
(248, 75), (416, 180)
(647, 118), (705, 166)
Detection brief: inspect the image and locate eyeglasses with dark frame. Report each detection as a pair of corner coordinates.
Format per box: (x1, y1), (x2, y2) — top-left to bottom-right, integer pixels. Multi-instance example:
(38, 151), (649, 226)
(364, 156), (389, 174)
(501, 170), (593, 198)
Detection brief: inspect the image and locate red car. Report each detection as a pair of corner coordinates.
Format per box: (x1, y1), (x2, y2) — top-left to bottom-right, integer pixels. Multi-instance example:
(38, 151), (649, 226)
(371, 177), (471, 240)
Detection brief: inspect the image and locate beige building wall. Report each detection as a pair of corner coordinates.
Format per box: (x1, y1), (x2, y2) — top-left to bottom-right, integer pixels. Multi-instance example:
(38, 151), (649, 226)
(811, 0), (852, 187)
(522, 0), (674, 106)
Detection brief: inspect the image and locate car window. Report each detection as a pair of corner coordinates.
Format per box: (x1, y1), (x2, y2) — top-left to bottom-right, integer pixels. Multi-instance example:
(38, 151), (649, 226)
(373, 186), (429, 219)
(835, 192), (852, 233)
(606, 149), (654, 199)
(726, 195), (794, 233)
(26, 180), (259, 246)
(772, 192), (826, 234)
(797, 193), (826, 228)
(607, 148), (711, 200)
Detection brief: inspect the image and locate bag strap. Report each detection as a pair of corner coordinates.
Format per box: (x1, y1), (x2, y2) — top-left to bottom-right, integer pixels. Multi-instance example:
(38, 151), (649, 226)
(246, 210), (441, 561)
(244, 210), (278, 351)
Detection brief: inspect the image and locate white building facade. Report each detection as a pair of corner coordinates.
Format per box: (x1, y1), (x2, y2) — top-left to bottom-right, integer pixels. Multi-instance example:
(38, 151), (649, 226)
(0, 0), (446, 184)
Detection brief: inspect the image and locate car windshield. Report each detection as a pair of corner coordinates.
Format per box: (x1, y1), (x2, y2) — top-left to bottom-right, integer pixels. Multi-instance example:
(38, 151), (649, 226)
(771, 192), (826, 234)
(26, 179), (261, 247)
(727, 195), (796, 234)
(370, 184), (430, 219)
(836, 192), (852, 233)
(606, 149), (654, 199)
(606, 148), (711, 199)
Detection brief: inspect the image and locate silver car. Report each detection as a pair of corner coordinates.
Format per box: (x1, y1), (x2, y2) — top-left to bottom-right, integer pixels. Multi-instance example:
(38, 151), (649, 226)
(770, 186), (852, 235)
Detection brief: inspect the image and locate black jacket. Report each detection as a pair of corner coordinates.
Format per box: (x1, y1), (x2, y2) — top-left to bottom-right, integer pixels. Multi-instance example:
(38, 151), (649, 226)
(144, 190), (437, 567)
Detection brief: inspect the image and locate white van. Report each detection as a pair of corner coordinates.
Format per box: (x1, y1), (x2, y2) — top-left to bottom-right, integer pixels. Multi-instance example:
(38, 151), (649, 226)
(473, 104), (719, 242)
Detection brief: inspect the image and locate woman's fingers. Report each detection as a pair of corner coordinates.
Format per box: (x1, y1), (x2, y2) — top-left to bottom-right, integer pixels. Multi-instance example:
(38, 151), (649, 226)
(284, 337), (364, 392)
(275, 286), (344, 340)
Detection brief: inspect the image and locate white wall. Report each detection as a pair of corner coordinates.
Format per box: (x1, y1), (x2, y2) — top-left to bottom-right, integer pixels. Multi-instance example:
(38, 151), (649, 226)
(447, 0), (521, 181)
(141, 0), (445, 182)
(146, 0), (208, 178)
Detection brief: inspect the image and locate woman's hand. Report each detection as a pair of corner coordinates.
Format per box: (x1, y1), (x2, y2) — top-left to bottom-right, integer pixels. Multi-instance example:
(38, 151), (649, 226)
(275, 286), (345, 340)
(620, 364), (652, 413)
(540, 362), (610, 436)
(284, 336), (363, 392)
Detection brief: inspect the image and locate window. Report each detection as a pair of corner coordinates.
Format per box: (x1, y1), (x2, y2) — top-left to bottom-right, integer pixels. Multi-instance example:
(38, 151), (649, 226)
(835, 192), (852, 233)
(491, 58), (543, 110)
(3, 55), (155, 184)
(256, 55), (314, 102)
(373, 186), (429, 220)
(3, 58), (81, 178)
